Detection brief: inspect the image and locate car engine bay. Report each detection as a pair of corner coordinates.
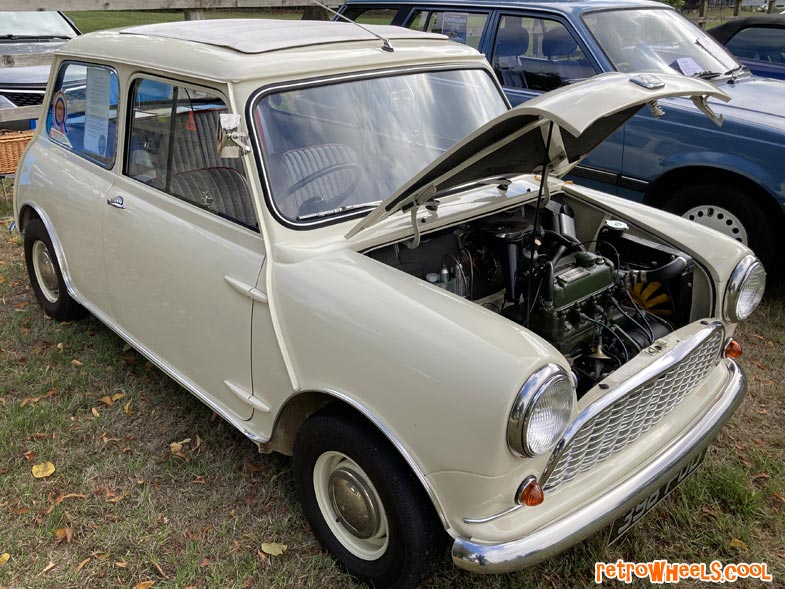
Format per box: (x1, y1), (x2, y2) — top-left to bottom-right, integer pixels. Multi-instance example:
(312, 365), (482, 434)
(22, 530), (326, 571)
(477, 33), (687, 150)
(368, 196), (699, 397)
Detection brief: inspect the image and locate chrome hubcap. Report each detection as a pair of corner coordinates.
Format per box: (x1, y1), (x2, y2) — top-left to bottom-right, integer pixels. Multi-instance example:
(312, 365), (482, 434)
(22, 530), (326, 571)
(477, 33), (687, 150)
(683, 205), (748, 245)
(32, 241), (59, 303)
(328, 467), (380, 539)
(313, 451), (389, 560)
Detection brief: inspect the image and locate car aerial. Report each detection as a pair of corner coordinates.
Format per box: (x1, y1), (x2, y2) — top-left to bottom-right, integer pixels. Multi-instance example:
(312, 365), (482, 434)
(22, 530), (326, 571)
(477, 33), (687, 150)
(0, 11), (80, 131)
(339, 0), (785, 282)
(14, 18), (763, 588)
(709, 14), (785, 80)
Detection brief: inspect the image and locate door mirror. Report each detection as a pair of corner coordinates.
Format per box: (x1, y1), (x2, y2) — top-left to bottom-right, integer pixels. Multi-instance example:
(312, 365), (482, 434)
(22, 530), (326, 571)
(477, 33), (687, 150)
(217, 113), (251, 158)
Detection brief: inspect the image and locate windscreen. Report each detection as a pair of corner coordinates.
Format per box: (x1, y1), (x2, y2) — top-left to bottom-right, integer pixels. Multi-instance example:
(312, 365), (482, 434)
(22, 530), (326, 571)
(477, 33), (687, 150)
(0, 12), (76, 38)
(254, 69), (507, 223)
(583, 9), (739, 78)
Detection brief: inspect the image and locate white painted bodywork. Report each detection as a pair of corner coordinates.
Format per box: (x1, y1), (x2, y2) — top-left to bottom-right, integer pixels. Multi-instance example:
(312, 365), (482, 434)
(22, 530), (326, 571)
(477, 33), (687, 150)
(13, 19), (754, 562)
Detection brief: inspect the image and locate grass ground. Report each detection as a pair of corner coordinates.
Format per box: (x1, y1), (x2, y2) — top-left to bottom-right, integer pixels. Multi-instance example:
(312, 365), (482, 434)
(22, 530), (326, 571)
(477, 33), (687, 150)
(66, 9), (304, 34)
(0, 180), (783, 588)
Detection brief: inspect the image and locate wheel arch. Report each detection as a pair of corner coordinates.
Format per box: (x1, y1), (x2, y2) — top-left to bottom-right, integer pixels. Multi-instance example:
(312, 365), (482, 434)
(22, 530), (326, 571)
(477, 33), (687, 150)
(261, 389), (450, 530)
(643, 165), (785, 225)
(16, 202), (80, 302)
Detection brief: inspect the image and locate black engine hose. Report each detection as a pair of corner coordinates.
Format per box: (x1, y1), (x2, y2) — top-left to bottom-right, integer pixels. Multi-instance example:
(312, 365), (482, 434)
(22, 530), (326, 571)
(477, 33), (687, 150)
(643, 256), (688, 283)
(542, 230), (584, 266)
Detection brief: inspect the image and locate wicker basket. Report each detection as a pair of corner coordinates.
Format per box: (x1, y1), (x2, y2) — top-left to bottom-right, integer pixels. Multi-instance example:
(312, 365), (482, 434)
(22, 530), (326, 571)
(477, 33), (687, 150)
(0, 130), (35, 176)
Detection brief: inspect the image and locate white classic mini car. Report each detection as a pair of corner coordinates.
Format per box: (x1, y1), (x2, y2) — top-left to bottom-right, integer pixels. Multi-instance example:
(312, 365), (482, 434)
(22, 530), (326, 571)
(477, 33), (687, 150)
(13, 19), (764, 588)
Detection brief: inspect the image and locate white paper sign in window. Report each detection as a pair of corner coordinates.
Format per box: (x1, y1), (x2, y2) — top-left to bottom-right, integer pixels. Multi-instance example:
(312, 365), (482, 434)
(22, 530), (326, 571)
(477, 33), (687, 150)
(84, 67), (111, 157)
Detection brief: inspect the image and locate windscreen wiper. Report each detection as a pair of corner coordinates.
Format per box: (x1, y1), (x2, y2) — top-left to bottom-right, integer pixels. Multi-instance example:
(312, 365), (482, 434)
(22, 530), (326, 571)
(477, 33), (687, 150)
(297, 201), (382, 221)
(0, 34), (72, 40)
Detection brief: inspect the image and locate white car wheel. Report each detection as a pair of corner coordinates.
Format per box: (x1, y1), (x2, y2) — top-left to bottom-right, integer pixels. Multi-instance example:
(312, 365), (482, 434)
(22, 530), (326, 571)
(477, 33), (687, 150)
(312, 450), (390, 560)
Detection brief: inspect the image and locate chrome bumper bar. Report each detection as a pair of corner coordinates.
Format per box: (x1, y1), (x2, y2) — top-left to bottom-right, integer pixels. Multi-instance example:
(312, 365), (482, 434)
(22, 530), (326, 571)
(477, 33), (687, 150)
(452, 359), (746, 574)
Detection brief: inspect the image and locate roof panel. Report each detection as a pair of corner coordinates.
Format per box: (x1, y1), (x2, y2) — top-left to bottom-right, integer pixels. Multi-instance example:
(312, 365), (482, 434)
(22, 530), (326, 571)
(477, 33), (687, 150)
(120, 19), (447, 54)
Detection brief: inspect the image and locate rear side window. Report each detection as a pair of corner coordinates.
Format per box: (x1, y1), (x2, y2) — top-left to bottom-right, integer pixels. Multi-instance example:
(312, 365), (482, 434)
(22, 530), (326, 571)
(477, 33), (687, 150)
(341, 6), (400, 25)
(124, 78), (257, 230)
(46, 62), (119, 168)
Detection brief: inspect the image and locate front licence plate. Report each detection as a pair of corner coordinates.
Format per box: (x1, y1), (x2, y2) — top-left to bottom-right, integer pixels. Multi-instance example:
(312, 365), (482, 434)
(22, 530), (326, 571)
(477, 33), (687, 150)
(608, 448), (707, 545)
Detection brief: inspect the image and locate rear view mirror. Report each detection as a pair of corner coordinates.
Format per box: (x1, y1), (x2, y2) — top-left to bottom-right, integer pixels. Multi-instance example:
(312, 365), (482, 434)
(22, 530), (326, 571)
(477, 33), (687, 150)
(217, 113), (251, 158)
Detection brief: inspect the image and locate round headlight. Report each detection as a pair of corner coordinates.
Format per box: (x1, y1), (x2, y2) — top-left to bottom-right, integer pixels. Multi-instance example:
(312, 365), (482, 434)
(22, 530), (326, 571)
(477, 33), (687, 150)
(725, 255), (766, 322)
(508, 365), (576, 457)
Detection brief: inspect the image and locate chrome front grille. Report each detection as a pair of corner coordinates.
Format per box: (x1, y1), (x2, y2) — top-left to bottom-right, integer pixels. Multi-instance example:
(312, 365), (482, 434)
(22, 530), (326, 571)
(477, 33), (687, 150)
(543, 324), (725, 491)
(0, 91), (45, 107)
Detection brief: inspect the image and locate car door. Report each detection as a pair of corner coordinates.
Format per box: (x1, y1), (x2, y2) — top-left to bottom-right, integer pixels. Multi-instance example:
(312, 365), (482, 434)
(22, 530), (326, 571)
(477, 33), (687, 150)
(102, 76), (264, 421)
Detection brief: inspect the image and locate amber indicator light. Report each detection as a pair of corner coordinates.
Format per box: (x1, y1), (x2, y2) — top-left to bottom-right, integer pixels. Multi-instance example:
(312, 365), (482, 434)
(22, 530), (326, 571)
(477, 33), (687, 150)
(519, 480), (544, 506)
(724, 338), (742, 359)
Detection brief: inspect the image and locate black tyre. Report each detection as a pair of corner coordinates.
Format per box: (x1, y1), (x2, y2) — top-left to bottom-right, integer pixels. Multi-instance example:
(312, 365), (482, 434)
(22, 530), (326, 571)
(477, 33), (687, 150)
(23, 219), (87, 321)
(292, 408), (446, 588)
(664, 183), (780, 279)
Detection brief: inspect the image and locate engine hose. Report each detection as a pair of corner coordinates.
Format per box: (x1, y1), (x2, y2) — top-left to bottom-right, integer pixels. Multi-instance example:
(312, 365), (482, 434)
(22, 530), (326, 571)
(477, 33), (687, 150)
(542, 261), (555, 303)
(635, 256), (688, 283)
(543, 229), (584, 251)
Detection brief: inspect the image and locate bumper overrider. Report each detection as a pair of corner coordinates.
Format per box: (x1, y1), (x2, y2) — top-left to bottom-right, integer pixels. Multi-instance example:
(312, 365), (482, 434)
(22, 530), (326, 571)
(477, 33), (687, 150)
(452, 358), (746, 574)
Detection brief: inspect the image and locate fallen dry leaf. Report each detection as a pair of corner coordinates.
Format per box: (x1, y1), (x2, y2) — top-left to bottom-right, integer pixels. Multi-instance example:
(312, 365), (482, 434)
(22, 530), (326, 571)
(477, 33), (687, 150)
(750, 472), (770, 481)
(99, 396), (114, 406)
(257, 550), (266, 563)
(115, 561), (127, 568)
(111, 392), (125, 402)
(199, 557), (211, 568)
(31, 461), (55, 479)
(0, 553), (9, 567)
(39, 561), (56, 575)
(9, 505), (30, 515)
(135, 581), (155, 589)
(71, 359), (83, 367)
(75, 557), (90, 572)
(261, 542), (287, 557)
(152, 561), (166, 577)
(124, 401), (133, 416)
(730, 537), (749, 550)
(23, 450), (36, 461)
(91, 407), (100, 418)
(169, 438), (190, 453)
(55, 493), (86, 505)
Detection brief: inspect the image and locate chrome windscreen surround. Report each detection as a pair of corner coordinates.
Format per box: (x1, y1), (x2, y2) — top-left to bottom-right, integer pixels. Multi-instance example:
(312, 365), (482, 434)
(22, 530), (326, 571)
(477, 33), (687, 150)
(540, 321), (725, 491)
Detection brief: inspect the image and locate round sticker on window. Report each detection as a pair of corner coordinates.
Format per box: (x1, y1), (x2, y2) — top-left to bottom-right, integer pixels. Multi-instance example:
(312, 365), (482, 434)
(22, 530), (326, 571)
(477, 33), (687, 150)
(52, 91), (68, 134)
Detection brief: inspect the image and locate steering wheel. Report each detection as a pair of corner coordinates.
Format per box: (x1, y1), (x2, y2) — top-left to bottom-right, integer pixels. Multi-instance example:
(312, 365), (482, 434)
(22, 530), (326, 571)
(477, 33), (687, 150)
(284, 162), (360, 214)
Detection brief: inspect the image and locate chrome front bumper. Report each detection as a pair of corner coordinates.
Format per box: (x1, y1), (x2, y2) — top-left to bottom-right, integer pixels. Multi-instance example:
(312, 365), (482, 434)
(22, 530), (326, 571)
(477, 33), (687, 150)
(452, 359), (746, 574)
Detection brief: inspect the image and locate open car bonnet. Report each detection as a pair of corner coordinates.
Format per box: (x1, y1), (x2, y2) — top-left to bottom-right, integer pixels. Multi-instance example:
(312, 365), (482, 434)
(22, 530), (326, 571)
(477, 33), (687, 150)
(346, 72), (729, 239)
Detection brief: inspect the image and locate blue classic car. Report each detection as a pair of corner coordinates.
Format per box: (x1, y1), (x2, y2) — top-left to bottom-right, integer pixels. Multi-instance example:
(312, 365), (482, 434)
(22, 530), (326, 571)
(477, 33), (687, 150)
(709, 15), (785, 80)
(339, 0), (785, 279)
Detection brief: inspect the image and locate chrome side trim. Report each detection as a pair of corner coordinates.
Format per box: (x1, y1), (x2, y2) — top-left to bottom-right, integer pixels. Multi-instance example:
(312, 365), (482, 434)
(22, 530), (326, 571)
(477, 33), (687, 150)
(464, 504), (522, 525)
(539, 320), (724, 488)
(310, 388), (450, 530)
(452, 359), (746, 574)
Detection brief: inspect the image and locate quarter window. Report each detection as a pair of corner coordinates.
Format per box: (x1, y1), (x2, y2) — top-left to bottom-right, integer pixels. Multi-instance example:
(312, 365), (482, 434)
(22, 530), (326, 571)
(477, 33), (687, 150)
(124, 78), (257, 230)
(46, 62), (119, 168)
(492, 15), (595, 92)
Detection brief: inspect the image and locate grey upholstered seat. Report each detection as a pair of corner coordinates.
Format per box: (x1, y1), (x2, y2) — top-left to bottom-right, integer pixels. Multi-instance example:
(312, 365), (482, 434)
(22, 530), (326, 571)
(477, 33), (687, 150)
(169, 167), (256, 228)
(279, 144), (358, 218)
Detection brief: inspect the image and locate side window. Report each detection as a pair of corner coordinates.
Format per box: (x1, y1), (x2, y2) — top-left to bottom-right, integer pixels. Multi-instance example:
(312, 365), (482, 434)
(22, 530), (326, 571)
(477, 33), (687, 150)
(407, 10), (429, 31)
(425, 11), (488, 49)
(125, 78), (257, 230)
(726, 27), (785, 62)
(46, 62), (119, 168)
(341, 6), (399, 25)
(492, 15), (596, 92)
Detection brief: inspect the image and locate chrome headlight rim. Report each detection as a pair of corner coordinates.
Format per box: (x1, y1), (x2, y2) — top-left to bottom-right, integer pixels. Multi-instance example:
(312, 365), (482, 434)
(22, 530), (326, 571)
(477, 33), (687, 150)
(508, 364), (576, 458)
(724, 254), (766, 322)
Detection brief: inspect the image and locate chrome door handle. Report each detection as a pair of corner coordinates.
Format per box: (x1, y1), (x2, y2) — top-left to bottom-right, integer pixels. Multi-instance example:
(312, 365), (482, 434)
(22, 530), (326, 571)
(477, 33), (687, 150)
(106, 196), (125, 209)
